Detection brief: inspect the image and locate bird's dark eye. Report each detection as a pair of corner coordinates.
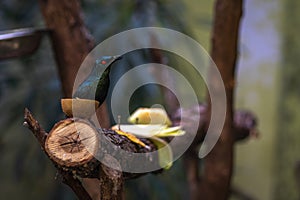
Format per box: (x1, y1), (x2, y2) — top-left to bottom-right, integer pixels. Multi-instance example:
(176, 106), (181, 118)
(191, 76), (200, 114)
(101, 60), (107, 65)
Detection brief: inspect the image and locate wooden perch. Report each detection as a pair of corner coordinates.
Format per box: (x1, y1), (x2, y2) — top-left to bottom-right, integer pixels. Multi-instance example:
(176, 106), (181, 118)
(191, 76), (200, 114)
(23, 108), (48, 148)
(24, 102), (256, 199)
(44, 117), (159, 179)
(24, 108), (164, 199)
(45, 118), (100, 178)
(24, 108), (92, 200)
(99, 161), (123, 200)
(24, 108), (164, 198)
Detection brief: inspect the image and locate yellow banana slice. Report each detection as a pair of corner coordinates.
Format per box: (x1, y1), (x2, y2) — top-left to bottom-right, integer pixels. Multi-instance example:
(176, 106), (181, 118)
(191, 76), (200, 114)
(128, 108), (172, 126)
(149, 136), (173, 170)
(112, 124), (185, 138)
(112, 129), (149, 149)
(155, 126), (186, 137)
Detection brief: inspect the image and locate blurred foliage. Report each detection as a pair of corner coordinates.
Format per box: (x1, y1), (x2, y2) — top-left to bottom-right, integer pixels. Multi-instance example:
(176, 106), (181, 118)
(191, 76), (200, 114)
(224, 0), (286, 198)
(274, 0), (300, 199)
(0, 0), (42, 28)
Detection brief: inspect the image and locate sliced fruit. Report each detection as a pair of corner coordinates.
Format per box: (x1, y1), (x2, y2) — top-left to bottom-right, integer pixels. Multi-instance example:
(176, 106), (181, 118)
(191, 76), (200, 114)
(114, 129), (149, 149)
(155, 126), (186, 137)
(128, 107), (172, 126)
(149, 136), (173, 170)
(61, 98), (99, 118)
(112, 124), (185, 138)
(112, 124), (166, 137)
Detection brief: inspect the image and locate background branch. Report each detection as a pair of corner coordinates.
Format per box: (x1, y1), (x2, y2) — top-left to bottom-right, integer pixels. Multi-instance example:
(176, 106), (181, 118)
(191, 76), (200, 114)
(24, 108), (164, 199)
(200, 0), (243, 199)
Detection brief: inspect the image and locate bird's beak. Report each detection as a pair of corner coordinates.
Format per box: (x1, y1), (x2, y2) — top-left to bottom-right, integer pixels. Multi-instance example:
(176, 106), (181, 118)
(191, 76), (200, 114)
(113, 55), (122, 61)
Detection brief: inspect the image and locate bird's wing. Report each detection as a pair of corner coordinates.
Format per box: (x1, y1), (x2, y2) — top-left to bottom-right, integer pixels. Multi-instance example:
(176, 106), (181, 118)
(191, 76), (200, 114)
(73, 77), (99, 99)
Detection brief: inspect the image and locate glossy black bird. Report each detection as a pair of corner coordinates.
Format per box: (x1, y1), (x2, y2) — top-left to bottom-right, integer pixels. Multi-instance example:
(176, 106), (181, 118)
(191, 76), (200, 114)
(73, 55), (122, 106)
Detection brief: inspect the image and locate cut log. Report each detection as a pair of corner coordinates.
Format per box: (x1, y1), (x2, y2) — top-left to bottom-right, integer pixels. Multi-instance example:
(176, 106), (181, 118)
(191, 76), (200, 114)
(45, 117), (161, 179)
(45, 118), (100, 178)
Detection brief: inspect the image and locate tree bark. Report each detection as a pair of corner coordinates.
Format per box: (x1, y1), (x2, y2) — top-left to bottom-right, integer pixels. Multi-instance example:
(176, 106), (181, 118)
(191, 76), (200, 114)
(24, 109), (160, 199)
(44, 117), (159, 178)
(45, 118), (100, 177)
(24, 108), (92, 200)
(199, 0), (243, 199)
(38, 0), (110, 128)
(38, 1), (111, 199)
(99, 162), (123, 200)
(38, 0), (93, 97)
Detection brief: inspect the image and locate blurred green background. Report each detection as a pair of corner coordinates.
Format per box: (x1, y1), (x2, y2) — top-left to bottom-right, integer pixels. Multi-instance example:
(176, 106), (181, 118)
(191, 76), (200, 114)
(0, 0), (299, 199)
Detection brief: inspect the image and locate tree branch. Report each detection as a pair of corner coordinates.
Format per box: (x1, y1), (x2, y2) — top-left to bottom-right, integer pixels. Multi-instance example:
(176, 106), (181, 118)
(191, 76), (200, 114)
(24, 108), (92, 200)
(24, 108), (163, 199)
(172, 104), (257, 144)
(25, 96), (256, 200)
(23, 108), (48, 148)
(99, 162), (123, 200)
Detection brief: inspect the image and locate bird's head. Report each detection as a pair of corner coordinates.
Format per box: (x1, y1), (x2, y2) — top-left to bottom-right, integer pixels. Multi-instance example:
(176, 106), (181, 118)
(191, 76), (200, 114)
(96, 55), (122, 67)
(92, 55), (122, 76)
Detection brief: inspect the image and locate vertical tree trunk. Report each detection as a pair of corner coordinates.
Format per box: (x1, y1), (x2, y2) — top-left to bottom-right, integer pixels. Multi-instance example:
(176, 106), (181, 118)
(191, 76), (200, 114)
(38, 0), (110, 128)
(38, 0), (93, 98)
(38, 0), (117, 199)
(200, 0), (243, 199)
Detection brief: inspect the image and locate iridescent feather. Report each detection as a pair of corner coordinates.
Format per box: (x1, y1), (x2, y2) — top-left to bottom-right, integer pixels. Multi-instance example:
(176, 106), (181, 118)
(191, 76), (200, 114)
(73, 55), (122, 105)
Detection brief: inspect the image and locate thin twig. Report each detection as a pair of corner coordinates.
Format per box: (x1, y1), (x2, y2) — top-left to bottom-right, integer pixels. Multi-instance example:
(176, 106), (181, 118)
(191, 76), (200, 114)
(24, 108), (92, 200)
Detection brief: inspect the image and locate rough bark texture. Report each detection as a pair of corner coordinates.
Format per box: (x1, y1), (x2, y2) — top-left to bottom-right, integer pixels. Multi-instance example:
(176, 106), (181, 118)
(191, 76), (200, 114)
(24, 102), (255, 199)
(38, 0), (110, 128)
(38, 0), (93, 97)
(200, 0), (243, 199)
(24, 109), (161, 199)
(45, 118), (101, 179)
(38, 1), (111, 199)
(99, 162), (123, 200)
(44, 117), (159, 180)
(24, 108), (92, 200)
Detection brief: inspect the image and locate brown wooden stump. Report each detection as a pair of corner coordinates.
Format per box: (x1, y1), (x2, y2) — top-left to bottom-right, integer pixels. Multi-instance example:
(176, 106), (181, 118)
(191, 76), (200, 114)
(45, 118), (101, 178)
(44, 117), (161, 180)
